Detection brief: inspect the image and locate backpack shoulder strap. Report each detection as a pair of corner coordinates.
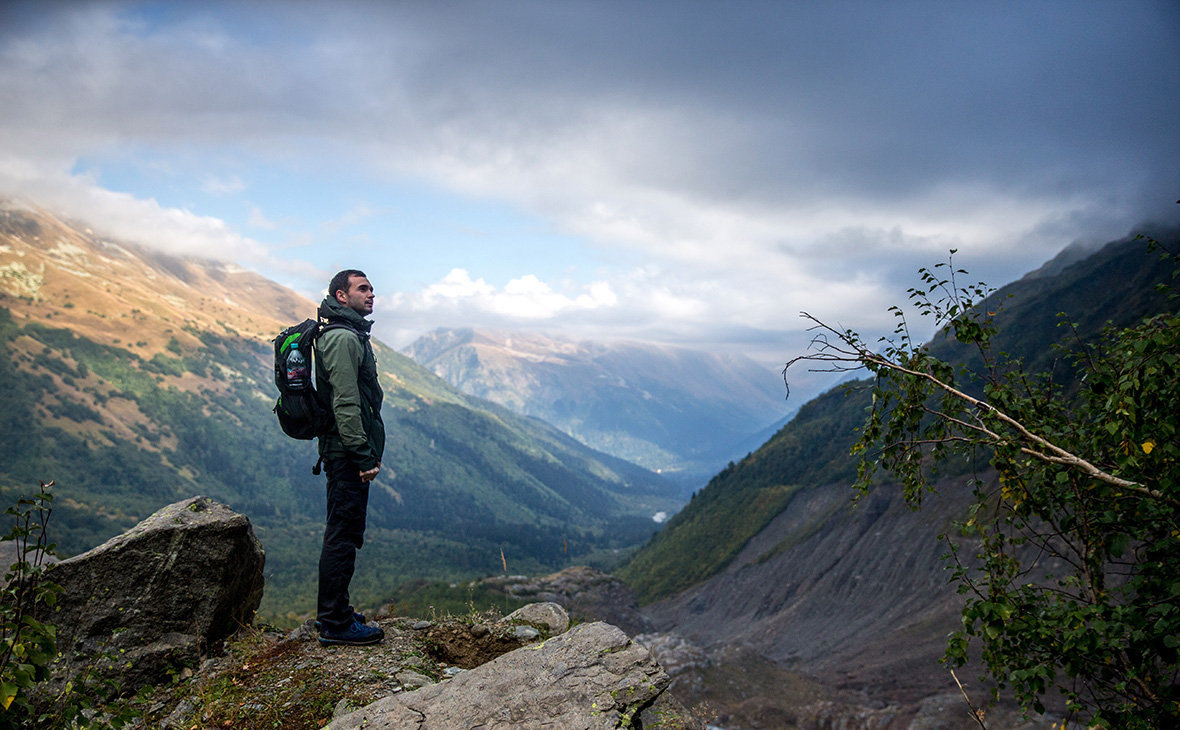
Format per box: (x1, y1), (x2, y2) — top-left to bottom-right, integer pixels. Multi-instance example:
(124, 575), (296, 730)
(317, 321), (368, 344)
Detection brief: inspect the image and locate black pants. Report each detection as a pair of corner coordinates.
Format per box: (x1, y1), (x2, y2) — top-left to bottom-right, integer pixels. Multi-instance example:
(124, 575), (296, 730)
(316, 458), (370, 632)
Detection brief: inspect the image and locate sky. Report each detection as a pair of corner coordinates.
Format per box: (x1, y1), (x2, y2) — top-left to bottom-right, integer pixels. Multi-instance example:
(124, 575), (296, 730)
(1, 1), (1178, 404)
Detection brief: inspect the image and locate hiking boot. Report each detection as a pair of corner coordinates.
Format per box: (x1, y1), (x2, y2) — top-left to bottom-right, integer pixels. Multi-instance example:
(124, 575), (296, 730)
(315, 611), (366, 632)
(318, 620), (384, 647)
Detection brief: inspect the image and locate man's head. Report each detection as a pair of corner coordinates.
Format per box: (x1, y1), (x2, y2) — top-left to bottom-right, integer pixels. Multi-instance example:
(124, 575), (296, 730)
(328, 269), (375, 316)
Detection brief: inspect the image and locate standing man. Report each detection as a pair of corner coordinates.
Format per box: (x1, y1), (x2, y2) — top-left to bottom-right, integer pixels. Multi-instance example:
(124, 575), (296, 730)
(315, 269), (386, 646)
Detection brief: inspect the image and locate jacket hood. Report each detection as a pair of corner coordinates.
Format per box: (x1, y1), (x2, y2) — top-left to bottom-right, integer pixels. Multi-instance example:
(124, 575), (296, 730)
(318, 296), (374, 333)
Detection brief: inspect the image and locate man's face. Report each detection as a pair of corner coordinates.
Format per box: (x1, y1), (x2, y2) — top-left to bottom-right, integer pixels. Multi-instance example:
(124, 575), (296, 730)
(336, 275), (375, 316)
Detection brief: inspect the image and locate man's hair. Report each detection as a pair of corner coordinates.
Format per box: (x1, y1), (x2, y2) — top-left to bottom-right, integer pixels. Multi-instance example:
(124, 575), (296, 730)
(328, 269), (367, 301)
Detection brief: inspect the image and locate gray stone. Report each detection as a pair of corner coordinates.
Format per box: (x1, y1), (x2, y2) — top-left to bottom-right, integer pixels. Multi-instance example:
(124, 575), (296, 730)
(509, 625), (540, 641)
(633, 632), (711, 676)
(411, 620), (433, 630)
(326, 622), (670, 730)
(284, 618), (318, 644)
(396, 669), (436, 689)
(159, 698), (197, 730)
(503, 601), (570, 635)
(41, 496), (264, 694)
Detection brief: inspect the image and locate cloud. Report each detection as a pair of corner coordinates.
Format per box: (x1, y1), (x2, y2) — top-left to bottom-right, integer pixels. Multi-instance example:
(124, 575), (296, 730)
(322, 203), (379, 234)
(246, 203), (278, 230)
(391, 268), (617, 322)
(7, 1), (1175, 261)
(201, 174), (245, 196)
(0, 159), (265, 260)
(2, 0), (1178, 399)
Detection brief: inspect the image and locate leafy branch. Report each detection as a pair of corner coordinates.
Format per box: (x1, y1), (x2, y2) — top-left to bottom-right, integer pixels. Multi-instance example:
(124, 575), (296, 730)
(790, 313), (1176, 508)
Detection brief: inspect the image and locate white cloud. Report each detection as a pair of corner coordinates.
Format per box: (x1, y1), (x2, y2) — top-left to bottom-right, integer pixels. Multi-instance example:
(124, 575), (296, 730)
(421, 268), (495, 301)
(247, 203), (278, 230)
(201, 174), (245, 196)
(322, 203), (378, 234)
(394, 268), (616, 322)
(0, 161), (266, 262)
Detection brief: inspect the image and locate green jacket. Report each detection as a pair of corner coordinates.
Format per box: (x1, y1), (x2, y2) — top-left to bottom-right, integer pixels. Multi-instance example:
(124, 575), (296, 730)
(314, 297), (385, 471)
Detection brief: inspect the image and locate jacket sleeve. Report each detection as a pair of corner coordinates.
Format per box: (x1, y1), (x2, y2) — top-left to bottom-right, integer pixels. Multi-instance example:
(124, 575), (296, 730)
(318, 330), (379, 470)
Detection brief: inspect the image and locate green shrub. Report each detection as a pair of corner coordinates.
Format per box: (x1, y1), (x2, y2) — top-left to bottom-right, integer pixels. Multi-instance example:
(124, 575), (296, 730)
(0, 481), (138, 729)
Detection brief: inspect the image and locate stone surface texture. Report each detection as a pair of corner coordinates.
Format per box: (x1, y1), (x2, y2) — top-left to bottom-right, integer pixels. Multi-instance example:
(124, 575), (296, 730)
(326, 621), (674, 730)
(43, 496), (264, 693)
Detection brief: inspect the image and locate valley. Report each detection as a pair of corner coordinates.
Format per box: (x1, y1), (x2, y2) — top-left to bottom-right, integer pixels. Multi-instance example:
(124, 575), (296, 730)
(404, 327), (794, 494)
(3, 197), (1177, 728)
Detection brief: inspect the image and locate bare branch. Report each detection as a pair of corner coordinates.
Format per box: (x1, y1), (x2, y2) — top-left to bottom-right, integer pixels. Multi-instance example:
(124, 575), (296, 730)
(951, 670), (989, 730)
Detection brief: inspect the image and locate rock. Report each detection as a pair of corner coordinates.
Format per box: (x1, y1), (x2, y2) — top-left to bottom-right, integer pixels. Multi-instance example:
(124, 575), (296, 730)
(326, 622), (676, 730)
(502, 601), (570, 635)
(396, 669), (436, 689)
(633, 632), (711, 677)
(159, 698), (197, 730)
(40, 496), (264, 694)
(412, 620), (433, 630)
(502, 565), (651, 635)
(509, 625), (540, 641)
(284, 618), (318, 644)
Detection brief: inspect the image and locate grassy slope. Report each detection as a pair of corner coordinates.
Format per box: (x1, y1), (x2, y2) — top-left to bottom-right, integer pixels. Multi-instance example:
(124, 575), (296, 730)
(619, 232), (1179, 604)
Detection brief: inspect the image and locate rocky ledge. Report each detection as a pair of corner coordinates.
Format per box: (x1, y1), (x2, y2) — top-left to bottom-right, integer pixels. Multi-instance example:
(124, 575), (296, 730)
(29, 497), (705, 730)
(134, 607), (704, 730)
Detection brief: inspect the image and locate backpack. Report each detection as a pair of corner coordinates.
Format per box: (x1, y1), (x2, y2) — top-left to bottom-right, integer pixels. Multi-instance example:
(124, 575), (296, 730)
(272, 318), (356, 442)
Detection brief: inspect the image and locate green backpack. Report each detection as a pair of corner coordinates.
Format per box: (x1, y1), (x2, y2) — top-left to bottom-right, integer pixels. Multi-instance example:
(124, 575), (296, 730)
(272, 319), (356, 443)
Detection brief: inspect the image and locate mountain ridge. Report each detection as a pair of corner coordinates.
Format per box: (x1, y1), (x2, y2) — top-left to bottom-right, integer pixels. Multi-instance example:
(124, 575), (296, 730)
(404, 327), (793, 490)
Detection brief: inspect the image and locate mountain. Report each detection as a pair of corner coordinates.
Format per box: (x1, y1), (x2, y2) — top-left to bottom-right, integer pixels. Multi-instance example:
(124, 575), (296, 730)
(403, 328), (793, 492)
(617, 230), (1180, 717)
(0, 200), (681, 620)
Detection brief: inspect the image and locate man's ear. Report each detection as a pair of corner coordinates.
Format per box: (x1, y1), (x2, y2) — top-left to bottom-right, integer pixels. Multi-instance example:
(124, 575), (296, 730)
(334, 289), (348, 305)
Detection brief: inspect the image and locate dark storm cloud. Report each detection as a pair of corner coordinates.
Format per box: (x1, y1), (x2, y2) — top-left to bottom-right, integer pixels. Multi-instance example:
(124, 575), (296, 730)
(2, 0), (1178, 395)
(337, 0), (1180, 213)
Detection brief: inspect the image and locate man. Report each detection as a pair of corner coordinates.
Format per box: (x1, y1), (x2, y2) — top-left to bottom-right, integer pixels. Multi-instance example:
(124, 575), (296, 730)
(314, 269), (386, 646)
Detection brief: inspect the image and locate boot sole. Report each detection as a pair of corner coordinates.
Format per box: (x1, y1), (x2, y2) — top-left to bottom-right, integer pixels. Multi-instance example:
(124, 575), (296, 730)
(318, 634), (383, 647)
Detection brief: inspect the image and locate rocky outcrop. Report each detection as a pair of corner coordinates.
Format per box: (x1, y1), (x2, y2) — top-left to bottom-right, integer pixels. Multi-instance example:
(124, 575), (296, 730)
(503, 565), (652, 636)
(42, 496), (264, 693)
(326, 621), (700, 730)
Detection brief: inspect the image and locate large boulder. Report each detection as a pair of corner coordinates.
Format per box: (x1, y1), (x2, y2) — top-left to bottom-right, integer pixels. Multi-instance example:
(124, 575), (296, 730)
(327, 621), (701, 730)
(42, 496), (264, 693)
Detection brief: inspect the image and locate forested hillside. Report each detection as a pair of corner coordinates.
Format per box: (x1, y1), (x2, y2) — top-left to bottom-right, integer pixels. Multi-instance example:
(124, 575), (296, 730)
(0, 202), (678, 621)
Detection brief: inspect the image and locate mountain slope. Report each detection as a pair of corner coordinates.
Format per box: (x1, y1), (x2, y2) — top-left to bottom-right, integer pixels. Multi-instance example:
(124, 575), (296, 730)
(619, 231), (1178, 604)
(0, 200), (679, 620)
(617, 232), (1179, 707)
(404, 328), (792, 489)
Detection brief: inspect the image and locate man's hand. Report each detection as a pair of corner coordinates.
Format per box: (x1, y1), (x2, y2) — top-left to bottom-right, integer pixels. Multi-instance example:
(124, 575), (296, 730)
(360, 463), (380, 482)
